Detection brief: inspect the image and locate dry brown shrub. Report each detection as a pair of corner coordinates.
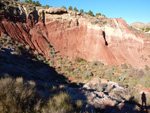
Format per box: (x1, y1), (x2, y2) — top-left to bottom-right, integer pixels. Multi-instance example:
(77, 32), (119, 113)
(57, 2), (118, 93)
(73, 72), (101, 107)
(0, 77), (41, 113)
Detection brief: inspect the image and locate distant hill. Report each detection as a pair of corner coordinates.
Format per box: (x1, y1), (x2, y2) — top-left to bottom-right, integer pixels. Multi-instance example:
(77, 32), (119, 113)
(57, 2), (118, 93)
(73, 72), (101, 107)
(130, 22), (150, 29)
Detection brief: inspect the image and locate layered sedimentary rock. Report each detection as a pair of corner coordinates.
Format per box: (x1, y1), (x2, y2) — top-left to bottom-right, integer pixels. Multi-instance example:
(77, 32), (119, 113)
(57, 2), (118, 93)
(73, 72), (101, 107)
(0, 0), (150, 68)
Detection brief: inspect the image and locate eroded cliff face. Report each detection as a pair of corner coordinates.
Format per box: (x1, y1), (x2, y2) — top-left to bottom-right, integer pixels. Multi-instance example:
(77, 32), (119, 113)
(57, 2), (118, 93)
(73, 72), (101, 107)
(0, 0), (150, 68)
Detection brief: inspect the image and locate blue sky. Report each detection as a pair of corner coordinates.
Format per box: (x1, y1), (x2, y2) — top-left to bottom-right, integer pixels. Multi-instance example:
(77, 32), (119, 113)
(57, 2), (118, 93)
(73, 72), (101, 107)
(21, 0), (150, 24)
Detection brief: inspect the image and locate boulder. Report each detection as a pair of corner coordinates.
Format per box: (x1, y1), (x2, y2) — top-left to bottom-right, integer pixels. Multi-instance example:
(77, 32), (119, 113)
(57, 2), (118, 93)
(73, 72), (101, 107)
(45, 7), (67, 14)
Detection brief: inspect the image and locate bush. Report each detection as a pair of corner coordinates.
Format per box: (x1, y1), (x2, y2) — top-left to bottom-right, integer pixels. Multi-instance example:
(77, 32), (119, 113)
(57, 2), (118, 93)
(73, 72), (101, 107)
(0, 77), (41, 113)
(88, 10), (94, 16)
(80, 9), (84, 13)
(145, 27), (150, 32)
(42, 91), (73, 113)
(121, 64), (128, 69)
(136, 69), (144, 78)
(74, 7), (78, 12)
(75, 100), (83, 111)
(68, 6), (72, 10)
(74, 57), (86, 63)
(96, 13), (101, 16)
(24, 0), (42, 6)
(61, 6), (66, 9)
(43, 4), (49, 8)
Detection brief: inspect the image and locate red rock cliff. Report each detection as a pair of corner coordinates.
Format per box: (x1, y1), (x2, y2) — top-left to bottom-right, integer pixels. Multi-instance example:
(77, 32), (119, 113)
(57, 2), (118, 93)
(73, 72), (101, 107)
(0, 0), (150, 68)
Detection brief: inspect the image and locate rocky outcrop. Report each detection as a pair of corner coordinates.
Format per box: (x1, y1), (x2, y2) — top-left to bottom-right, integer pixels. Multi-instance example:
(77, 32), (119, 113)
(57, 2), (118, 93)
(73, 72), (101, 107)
(67, 78), (141, 112)
(0, 0), (150, 68)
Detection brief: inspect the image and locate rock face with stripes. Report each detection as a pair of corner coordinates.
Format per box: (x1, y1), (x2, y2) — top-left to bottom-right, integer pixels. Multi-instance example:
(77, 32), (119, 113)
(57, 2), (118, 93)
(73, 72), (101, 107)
(0, 0), (150, 68)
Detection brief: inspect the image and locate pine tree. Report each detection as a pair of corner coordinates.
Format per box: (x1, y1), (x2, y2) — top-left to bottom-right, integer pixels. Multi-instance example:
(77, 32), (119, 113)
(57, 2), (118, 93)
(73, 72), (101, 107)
(68, 6), (72, 10)
(80, 9), (84, 13)
(74, 7), (78, 12)
(62, 6), (67, 9)
(88, 10), (94, 16)
(96, 13), (101, 16)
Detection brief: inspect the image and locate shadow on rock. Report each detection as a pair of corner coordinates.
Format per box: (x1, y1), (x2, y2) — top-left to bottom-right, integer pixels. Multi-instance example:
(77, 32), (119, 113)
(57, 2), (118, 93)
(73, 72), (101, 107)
(0, 47), (68, 97)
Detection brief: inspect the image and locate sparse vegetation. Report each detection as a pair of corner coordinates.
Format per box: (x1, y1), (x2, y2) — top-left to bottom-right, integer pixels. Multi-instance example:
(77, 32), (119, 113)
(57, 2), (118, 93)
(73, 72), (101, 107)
(142, 27), (150, 32)
(1, 0), (150, 112)
(74, 57), (86, 63)
(43, 4), (50, 8)
(23, 0), (41, 6)
(0, 77), (41, 113)
(42, 91), (73, 113)
(96, 13), (101, 16)
(61, 6), (67, 9)
(88, 10), (94, 16)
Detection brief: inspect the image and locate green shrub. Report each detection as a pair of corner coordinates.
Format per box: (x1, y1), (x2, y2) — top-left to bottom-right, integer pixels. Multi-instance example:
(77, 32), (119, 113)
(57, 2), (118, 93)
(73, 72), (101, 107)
(68, 6), (72, 10)
(105, 71), (114, 76)
(121, 64), (128, 69)
(74, 57), (86, 63)
(80, 9), (84, 13)
(88, 10), (94, 16)
(75, 100), (83, 111)
(96, 13), (101, 16)
(74, 7), (78, 12)
(0, 77), (41, 113)
(42, 91), (73, 113)
(61, 6), (66, 9)
(24, 0), (41, 6)
(145, 27), (150, 32)
(43, 4), (49, 8)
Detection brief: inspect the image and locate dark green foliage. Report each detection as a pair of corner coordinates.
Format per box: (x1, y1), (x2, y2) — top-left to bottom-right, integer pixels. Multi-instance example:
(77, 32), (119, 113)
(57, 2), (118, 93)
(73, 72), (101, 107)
(141, 27), (150, 32)
(74, 57), (86, 63)
(28, 0), (32, 3)
(145, 27), (150, 32)
(96, 13), (101, 16)
(24, 0), (41, 6)
(35, 1), (41, 6)
(61, 6), (66, 9)
(88, 10), (94, 16)
(74, 7), (78, 12)
(68, 6), (72, 10)
(80, 9), (84, 13)
(43, 4), (49, 8)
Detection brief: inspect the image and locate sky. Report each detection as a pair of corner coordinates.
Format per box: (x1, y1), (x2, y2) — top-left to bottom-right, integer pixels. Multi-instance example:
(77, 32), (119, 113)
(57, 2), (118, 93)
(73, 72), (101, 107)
(21, 0), (150, 24)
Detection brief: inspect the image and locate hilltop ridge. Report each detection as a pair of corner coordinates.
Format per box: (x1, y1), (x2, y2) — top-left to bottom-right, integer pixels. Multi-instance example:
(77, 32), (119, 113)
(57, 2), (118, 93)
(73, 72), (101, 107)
(130, 22), (150, 29)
